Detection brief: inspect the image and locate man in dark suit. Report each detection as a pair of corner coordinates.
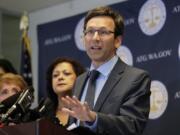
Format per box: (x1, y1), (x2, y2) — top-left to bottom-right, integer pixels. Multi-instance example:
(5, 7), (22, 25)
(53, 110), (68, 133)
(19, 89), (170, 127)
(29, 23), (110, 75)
(61, 6), (151, 135)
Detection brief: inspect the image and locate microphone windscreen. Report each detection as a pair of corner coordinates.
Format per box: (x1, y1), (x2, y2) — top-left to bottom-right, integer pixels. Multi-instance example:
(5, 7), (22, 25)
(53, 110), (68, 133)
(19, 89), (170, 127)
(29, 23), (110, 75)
(0, 92), (22, 113)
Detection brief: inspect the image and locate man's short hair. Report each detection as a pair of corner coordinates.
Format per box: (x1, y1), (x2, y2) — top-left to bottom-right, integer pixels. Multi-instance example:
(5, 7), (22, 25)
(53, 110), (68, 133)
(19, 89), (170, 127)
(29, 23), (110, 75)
(84, 6), (124, 37)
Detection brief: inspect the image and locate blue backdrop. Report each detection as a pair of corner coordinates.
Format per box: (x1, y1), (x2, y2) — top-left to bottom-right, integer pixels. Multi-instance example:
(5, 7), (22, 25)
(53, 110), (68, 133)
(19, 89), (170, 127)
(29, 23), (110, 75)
(37, 0), (180, 134)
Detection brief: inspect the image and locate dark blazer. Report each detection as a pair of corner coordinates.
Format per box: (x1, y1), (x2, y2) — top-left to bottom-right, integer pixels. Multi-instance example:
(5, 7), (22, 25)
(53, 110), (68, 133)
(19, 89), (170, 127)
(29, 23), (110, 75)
(72, 58), (151, 135)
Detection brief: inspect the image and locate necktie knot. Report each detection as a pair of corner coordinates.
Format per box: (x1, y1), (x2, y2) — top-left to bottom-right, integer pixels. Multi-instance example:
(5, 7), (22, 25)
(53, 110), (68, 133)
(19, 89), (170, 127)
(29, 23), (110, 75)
(89, 70), (100, 82)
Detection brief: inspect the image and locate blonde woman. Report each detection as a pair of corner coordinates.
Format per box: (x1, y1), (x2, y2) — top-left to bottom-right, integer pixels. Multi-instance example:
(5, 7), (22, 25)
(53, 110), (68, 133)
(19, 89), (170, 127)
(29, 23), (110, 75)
(0, 73), (27, 102)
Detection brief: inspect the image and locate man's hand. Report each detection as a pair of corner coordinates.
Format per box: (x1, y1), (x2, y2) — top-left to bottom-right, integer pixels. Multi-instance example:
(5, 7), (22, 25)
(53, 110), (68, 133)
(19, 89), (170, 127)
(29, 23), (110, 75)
(61, 96), (96, 122)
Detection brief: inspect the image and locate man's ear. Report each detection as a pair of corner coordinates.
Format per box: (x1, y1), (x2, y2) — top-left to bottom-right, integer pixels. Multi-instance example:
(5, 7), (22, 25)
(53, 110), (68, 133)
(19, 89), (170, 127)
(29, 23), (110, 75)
(115, 36), (122, 49)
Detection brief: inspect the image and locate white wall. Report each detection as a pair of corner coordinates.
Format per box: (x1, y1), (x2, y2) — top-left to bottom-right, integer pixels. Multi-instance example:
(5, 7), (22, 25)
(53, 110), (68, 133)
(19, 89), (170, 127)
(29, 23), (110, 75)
(29, 0), (127, 105)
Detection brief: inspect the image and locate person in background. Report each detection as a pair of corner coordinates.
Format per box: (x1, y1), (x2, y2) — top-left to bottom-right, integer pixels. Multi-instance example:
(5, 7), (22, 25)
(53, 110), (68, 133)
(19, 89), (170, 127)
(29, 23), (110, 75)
(0, 59), (17, 77)
(61, 6), (151, 135)
(0, 73), (27, 102)
(46, 57), (85, 126)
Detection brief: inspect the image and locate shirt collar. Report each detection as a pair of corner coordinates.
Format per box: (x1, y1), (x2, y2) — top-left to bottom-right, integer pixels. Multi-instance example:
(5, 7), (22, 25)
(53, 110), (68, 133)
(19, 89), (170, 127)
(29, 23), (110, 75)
(90, 55), (118, 77)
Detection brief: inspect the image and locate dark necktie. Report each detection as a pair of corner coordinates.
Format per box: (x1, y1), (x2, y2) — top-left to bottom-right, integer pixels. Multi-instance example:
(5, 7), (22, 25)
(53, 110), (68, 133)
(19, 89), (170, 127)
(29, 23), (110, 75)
(85, 70), (100, 109)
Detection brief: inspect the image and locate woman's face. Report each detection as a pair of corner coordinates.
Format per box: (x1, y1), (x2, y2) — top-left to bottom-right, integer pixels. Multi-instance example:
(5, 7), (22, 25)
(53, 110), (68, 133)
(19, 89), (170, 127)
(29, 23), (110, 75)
(52, 62), (77, 96)
(0, 83), (21, 102)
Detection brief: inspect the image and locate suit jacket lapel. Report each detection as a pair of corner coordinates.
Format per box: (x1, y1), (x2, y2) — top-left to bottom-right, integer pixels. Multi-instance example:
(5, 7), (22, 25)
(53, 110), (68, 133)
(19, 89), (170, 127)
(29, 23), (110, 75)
(94, 58), (126, 111)
(73, 71), (89, 99)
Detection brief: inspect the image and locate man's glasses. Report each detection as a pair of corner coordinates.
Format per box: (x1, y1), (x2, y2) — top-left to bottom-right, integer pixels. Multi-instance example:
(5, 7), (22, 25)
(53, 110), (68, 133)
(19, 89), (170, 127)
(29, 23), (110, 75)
(84, 29), (115, 38)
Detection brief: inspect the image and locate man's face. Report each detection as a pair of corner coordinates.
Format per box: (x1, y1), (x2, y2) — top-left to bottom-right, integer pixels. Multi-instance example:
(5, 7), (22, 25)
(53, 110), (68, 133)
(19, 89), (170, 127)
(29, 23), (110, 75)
(83, 16), (121, 67)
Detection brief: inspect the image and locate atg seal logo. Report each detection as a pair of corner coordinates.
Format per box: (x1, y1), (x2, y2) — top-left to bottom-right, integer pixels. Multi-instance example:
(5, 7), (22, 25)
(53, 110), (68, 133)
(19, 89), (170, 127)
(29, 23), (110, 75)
(116, 45), (133, 66)
(74, 17), (85, 51)
(138, 0), (166, 36)
(149, 80), (168, 119)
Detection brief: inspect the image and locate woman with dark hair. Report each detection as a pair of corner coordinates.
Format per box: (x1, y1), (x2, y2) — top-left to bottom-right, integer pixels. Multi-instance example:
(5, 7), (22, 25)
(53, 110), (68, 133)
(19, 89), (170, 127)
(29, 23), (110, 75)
(0, 59), (17, 76)
(46, 57), (85, 126)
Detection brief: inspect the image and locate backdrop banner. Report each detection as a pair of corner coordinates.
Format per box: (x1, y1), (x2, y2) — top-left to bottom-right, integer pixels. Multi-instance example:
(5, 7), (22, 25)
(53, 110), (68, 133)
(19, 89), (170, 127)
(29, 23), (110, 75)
(37, 0), (180, 134)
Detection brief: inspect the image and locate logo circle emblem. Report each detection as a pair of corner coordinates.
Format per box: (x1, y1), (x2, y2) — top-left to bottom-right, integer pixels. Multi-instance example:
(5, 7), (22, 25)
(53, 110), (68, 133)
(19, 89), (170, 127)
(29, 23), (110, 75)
(74, 17), (85, 51)
(149, 80), (168, 119)
(116, 45), (133, 66)
(138, 0), (166, 36)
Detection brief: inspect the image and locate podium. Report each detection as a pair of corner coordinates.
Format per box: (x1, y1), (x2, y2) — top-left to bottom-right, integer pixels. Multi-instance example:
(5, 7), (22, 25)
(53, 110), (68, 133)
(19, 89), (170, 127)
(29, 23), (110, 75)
(0, 119), (77, 135)
(0, 119), (96, 135)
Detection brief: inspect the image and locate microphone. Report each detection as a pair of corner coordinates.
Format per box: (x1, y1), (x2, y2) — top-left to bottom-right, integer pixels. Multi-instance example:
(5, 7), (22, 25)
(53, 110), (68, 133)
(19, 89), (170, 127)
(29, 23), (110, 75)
(34, 97), (59, 125)
(37, 97), (53, 116)
(0, 86), (34, 123)
(22, 97), (54, 122)
(0, 92), (22, 114)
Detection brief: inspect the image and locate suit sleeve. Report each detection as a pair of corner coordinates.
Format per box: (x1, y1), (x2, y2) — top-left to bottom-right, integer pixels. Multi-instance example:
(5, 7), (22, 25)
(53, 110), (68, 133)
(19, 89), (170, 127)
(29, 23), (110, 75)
(96, 70), (151, 135)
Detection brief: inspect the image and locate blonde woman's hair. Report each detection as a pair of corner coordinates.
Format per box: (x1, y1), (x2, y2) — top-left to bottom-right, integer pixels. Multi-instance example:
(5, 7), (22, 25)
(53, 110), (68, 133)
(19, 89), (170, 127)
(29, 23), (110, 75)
(0, 73), (27, 90)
